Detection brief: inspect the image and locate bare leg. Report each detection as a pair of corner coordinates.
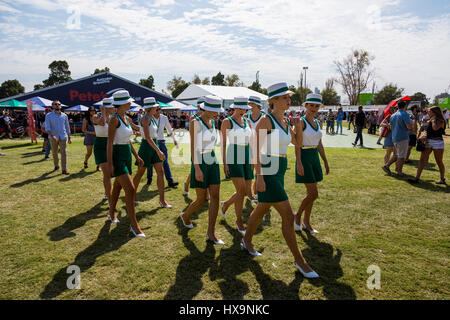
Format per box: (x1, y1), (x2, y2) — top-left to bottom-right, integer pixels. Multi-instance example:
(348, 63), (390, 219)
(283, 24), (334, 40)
(100, 163), (112, 206)
(433, 149), (446, 181)
(295, 183), (318, 229)
(154, 162), (168, 205)
(132, 166), (147, 202)
(184, 173), (190, 193)
(84, 145), (93, 164)
(117, 174), (142, 234)
(273, 200), (314, 272)
(384, 147), (393, 166)
(243, 202), (272, 253)
(206, 184), (221, 241)
(109, 178), (122, 219)
(414, 148), (432, 179)
(182, 188), (207, 224)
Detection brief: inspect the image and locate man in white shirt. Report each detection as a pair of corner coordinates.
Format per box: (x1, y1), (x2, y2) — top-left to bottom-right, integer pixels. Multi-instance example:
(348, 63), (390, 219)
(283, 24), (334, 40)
(146, 106), (179, 188)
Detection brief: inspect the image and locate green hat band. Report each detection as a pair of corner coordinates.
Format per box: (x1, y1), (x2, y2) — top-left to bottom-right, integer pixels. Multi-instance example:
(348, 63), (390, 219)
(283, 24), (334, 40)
(268, 87), (289, 98)
(306, 98), (322, 103)
(144, 102), (156, 106)
(204, 102), (221, 109)
(234, 102), (248, 106)
(114, 96), (131, 101)
(249, 98), (260, 103)
(103, 102), (112, 106)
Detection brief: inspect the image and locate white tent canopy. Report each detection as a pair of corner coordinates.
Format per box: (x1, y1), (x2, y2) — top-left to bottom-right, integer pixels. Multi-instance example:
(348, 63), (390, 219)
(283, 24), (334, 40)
(176, 84), (268, 109)
(65, 105), (89, 112)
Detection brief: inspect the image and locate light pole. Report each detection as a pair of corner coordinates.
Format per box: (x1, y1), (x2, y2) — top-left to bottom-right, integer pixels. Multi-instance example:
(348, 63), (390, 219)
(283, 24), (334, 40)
(303, 66), (309, 91)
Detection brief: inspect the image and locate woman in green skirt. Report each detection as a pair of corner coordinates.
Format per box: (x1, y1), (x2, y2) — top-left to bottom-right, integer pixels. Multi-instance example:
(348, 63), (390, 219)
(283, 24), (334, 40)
(242, 82), (319, 278)
(294, 94), (329, 234)
(179, 95), (224, 245)
(93, 97), (115, 209)
(220, 96), (253, 235)
(107, 90), (145, 238)
(132, 97), (170, 208)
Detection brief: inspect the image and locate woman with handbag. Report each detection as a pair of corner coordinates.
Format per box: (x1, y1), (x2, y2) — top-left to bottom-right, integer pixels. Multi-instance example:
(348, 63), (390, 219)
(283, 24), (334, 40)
(409, 106), (447, 185)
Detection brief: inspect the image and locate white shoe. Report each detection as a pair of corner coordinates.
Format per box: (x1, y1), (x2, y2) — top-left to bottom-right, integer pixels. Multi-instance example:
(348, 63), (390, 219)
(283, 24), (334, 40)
(247, 196), (258, 203)
(294, 222), (302, 231)
(294, 262), (319, 278)
(302, 223), (319, 234)
(159, 201), (172, 208)
(130, 226), (145, 238)
(240, 240), (262, 256)
(220, 201), (226, 219)
(183, 182), (189, 196)
(179, 213), (193, 229)
(206, 233), (225, 245)
(134, 201), (141, 205)
(236, 223), (246, 236)
(107, 214), (120, 224)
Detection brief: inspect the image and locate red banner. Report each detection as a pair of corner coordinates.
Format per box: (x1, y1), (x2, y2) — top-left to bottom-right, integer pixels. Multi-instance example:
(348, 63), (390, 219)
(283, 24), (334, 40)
(26, 101), (37, 143)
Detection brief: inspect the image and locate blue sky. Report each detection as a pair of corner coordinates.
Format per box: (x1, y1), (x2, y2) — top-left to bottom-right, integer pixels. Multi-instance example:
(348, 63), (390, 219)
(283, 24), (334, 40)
(0, 0), (449, 102)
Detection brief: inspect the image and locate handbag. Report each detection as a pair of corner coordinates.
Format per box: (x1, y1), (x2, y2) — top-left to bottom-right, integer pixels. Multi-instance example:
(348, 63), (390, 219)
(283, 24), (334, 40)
(416, 139), (426, 152)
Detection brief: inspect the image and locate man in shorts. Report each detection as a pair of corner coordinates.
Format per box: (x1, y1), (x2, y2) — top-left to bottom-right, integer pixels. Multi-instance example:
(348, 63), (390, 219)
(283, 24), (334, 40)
(382, 101), (412, 177)
(405, 106), (419, 163)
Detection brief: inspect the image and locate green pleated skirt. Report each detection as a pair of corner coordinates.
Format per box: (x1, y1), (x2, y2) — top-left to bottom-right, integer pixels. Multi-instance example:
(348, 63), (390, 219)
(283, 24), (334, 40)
(295, 148), (323, 184)
(94, 137), (108, 165)
(136, 139), (162, 167)
(257, 155), (288, 203)
(112, 144), (132, 177)
(190, 150), (221, 189)
(227, 144), (254, 180)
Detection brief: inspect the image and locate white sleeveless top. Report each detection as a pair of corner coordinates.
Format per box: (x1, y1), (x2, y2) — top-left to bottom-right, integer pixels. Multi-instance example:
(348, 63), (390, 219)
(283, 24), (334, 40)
(248, 110), (265, 129)
(113, 114), (133, 145)
(139, 115), (158, 140)
(301, 116), (322, 147)
(94, 113), (109, 137)
(227, 116), (251, 145)
(261, 113), (291, 156)
(194, 117), (217, 152)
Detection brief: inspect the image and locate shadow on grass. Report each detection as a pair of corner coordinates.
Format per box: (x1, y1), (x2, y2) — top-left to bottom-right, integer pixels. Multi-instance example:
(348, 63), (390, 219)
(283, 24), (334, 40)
(299, 232), (356, 300)
(23, 157), (48, 165)
(47, 200), (107, 241)
(21, 151), (45, 158)
(0, 143), (34, 150)
(40, 210), (147, 299)
(10, 170), (58, 188)
(404, 159), (438, 172)
(210, 221), (304, 300)
(59, 169), (97, 182)
(407, 179), (450, 193)
(164, 228), (216, 300)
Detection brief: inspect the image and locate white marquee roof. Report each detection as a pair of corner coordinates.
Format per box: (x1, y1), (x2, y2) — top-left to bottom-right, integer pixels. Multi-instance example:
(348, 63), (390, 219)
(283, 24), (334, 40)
(176, 84), (268, 102)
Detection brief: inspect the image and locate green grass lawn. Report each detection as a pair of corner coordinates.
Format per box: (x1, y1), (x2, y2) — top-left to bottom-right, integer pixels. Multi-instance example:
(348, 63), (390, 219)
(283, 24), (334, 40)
(0, 135), (449, 300)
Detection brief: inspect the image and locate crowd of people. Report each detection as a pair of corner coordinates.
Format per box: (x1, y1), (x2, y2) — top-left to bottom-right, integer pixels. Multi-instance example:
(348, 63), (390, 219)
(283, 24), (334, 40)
(2, 88), (447, 279)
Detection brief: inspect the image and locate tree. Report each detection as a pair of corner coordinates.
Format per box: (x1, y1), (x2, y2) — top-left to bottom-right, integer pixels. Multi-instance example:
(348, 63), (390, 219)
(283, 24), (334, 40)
(167, 76), (185, 92)
(0, 80), (25, 99)
(373, 83), (404, 105)
(211, 72), (225, 86)
(139, 75), (155, 90)
(201, 77), (210, 85)
(321, 78), (340, 105)
(290, 86), (312, 106)
(34, 60), (73, 89)
(171, 82), (190, 98)
(334, 49), (374, 105)
(92, 67), (110, 75)
(193, 74), (201, 84)
(42, 60), (72, 87)
(248, 80), (268, 95)
(409, 92), (429, 107)
(225, 74), (243, 87)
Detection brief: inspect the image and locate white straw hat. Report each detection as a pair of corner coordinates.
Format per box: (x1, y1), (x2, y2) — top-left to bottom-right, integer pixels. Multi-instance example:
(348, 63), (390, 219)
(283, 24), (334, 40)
(143, 97), (159, 109)
(302, 93), (323, 107)
(197, 96), (205, 110)
(102, 97), (114, 108)
(202, 95), (224, 113)
(267, 82), (294, 100)
(112, 90), (134, 106)
(248, 96), (262, 107)
(230, 96), (250, 110)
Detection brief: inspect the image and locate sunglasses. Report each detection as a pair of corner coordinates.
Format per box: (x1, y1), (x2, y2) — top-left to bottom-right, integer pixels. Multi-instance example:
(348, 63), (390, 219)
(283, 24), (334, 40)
(53, 103), (61, 106)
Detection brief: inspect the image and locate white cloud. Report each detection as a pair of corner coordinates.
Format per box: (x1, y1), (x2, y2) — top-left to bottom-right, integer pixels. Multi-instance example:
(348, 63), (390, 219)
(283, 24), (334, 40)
(0, 0), (449, 99)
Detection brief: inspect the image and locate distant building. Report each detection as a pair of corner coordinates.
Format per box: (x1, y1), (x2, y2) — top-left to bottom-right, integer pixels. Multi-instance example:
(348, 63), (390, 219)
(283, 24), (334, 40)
(176, 84), (268, 110)
(314, 87), (320, 94)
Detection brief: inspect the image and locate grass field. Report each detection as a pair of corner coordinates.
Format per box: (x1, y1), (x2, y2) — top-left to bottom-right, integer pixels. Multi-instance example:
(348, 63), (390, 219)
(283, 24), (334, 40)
(0, 133), (449, 300)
